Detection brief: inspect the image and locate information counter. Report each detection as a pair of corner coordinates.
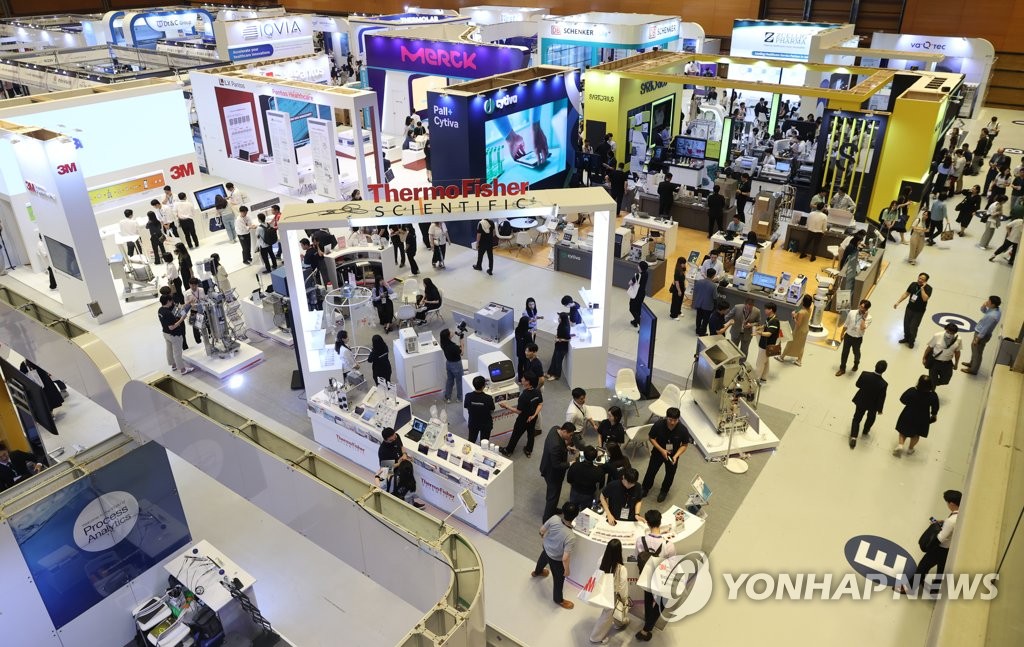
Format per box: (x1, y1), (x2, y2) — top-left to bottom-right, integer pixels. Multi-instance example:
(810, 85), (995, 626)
(637, 193), (736, 233)
(308, 389), (515, 531)
(568, 505), (705, 601)
(324, 242), (399, 286)
(552, 244), (667, 297)
(715, 283), (800, 322)
(622, 213), (677, 251)
(392, 332), (444, 398)
(783, 224), (847, 259)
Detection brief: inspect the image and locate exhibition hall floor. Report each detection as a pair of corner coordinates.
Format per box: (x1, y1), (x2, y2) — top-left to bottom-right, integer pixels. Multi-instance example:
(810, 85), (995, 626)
(1, 107), (1019, 645)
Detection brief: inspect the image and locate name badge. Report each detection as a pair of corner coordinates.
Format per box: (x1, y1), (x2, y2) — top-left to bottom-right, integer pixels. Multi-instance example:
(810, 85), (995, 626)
(665, 443), (674, 452)
(620, 506), (630, 519)
(910, 294), (918, 302)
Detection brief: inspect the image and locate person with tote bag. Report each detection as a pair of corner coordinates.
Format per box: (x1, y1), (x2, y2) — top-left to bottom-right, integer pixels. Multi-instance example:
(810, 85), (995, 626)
(587, 539), (631, 644)
(627, 261), (649, 328)
(634, 509), (676, 642)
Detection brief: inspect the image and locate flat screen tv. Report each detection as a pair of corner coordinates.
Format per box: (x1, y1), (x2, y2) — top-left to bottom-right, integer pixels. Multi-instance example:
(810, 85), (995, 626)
(194, 184), (227, 211)
(43, 236), (81, 280)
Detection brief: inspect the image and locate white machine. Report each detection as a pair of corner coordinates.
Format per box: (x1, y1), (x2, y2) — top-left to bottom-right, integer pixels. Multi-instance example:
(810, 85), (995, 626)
(773, 271), (792, 301)
(472, 351), (520, 405)
(399, 327), (419, 354)
(561, 224), (580, 246)
(615, 226), (633, 259)
(786, 275), (807, 304)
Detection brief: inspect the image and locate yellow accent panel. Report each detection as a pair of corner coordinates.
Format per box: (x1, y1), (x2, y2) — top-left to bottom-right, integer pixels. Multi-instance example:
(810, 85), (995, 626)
(0, 375), (31, 453)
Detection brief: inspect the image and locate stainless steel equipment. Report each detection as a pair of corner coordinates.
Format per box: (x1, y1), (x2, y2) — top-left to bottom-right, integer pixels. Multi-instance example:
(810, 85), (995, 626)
(191, 292), (241, 359)
(693, 335), (759, 429)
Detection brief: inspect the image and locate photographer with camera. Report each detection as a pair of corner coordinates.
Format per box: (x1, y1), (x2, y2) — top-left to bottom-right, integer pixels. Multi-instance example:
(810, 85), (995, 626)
(440, 327), (465, 403)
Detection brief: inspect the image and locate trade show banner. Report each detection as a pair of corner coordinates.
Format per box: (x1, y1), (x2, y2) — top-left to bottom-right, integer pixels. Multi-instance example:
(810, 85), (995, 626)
(7, 442), (191, 629)
(308, 117), (340, 199)
(214, 16), (315, 62)
(730, 20), (839, 62)
(266, 109), (299, 187)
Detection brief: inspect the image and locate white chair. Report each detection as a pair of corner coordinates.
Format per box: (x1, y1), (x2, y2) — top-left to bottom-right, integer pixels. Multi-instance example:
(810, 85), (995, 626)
(397, 304), (417, 328)
(424, 306), (444, 324)
(647, 384), (681, 420)
(401, 278), (420, 303)
(826, 245), (841, 268)
(514, 230), (534, 255)
(624, 423), (652, 459)
(614, 368), (642, 416)
(496, 221), (514, 248)
(534, 217), (551, 243)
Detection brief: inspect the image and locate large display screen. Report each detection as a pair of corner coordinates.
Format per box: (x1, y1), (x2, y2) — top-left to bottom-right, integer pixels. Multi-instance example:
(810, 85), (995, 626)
(194, 184), (227, 211)
(44, 236), (82, 281)
(674, 136), (707, 159)
(484, 98), (567, 184)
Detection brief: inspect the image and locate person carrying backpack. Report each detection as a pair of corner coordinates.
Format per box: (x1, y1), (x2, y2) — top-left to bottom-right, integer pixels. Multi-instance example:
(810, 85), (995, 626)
(256, 212), (278, 274)
(635, 509), (676, 642)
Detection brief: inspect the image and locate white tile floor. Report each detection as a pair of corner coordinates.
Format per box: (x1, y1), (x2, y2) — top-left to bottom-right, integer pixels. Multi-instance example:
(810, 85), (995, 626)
(1, 107), (1020, 645)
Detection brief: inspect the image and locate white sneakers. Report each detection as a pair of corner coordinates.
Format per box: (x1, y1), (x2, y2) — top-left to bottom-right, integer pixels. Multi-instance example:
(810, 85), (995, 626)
(892, 445), (903, 457)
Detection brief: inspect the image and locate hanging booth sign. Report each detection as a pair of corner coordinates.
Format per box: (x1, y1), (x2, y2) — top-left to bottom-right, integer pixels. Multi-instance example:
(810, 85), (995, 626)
(215, 16), (315, 62)
(730, 19), (840, 62)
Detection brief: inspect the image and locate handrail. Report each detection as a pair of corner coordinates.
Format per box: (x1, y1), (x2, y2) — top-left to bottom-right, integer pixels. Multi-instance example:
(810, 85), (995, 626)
(139, 375), (484, 646)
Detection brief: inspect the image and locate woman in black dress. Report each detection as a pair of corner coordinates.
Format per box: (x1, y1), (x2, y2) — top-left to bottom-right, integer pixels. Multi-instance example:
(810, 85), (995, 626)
(954, 185), (982, 236)
(893, 375), (940, 457)
(628, 261), (648, 327)
(545, 311), (572, 381)
(668, 258), (686, 321)
(174, 243), (193, 287)
(602, 441), (631, 486)
(367, 334), (392, 385)
(514, 315), (533, 380)
(414, 278), (442, 323)
(371, 274), (396, 333)
(597, 406), (625, 449)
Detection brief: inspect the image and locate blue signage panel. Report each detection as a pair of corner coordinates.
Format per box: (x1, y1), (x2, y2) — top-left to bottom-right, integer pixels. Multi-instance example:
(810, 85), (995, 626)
(8, 442), (191, 629)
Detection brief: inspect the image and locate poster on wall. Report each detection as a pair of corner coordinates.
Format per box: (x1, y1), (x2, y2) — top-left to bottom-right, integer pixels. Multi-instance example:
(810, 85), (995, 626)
(308, 117), (339, 199)
(266, 109), (299, 187)
(484, 100), (568, 184)
(222, 103), (259, 158)
(7, 442), (191, 630)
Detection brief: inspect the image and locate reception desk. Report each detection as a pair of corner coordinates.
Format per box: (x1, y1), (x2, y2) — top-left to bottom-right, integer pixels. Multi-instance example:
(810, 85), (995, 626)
(324, 243), (399, 286)
(715, 283), (801, 322)
(782, 224), (847, 258)
(568, 505), (705, 601)
(553, 244), (667, 297)
(637, 193), (736, 233)
(308, 389), (514, 530)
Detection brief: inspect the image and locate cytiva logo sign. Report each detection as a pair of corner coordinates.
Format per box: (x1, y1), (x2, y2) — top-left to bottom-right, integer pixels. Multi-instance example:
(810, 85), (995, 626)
(483, 93), (517, 114)
(400, 45), (477, 70)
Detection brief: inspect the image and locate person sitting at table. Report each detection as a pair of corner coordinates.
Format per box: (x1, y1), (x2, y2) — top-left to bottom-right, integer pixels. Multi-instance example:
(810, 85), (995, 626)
(726, 214), (744, 234)
(371, 274), (396, 333)
(415, 277), (442, 325)
(599, 467), (643, 525)
(597, 406), (625, 448)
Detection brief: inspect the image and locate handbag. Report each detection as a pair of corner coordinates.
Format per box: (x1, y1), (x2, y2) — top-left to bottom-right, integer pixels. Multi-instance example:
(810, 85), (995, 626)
(626, 273), (641, 299)
(766, 344), (782, 357)
(209, 216), (225, 232)
(577, 570), (615, 609)
(612, 598), (631, 628)
(918, 520), (941, 552)
(940, 218), (955, 241)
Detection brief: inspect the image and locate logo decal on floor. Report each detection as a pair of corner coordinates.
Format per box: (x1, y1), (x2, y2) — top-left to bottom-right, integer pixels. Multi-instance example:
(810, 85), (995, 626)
(931, 312), (976, 333)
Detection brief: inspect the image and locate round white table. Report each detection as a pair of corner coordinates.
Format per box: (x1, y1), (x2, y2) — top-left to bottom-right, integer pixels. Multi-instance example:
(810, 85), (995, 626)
(509, 217), (539, 230)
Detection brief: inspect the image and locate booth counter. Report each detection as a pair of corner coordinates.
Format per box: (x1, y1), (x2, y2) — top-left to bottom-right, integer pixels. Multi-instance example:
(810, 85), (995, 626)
(553, 244), (667, 297)
(392, 332), (445, 399)
(715, 283), (801, 323)
(323, 242), (399, 287)
(568, 505), (704, 600)
(783, 223), (848, 260)
(307, 389), (515, 531)
(637, 193), (737, 234)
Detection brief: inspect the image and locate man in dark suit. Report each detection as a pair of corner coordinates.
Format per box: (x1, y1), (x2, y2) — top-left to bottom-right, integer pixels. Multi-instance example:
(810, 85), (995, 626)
(657, 173), (678, 217)
(0, 442), (43, 492)
(850, 360), (888, 449)
(539, 423), (577, 522)
(691, 268), (719, 336)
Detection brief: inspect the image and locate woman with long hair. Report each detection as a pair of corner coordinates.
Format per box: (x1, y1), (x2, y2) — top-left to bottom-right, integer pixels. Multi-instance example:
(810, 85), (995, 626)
(414, 277), (442, 323)
(371, 274), (396, 333)
(589, 539), (630, 643)
(908, 209), (929, 265)
(514, 315), (533, 379)
(668, 258), (686, 321)
(208, 252), (230, 293)
(174, 242), (193, 288)
(367, 334), (392, 384)
(628, 261), (649, 328)
(333, 329), (357, 378)
(214, 193), (237, 243)
(602, 441), (631, 486)
(893, 375), (939, 457)
(545, 311), (571, 381)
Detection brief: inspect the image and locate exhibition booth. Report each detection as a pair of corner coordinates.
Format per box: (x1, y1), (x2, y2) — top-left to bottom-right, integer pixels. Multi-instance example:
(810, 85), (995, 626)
(105, 8), (216, 50)
(0, 45), (220, 94)
(583, 50), (963, 222)
(212, 14), (314, 63)
(0, 79), (204, 322)
(365, 25), (532, 138)
(538, 13), (703, 70)
(425, 66), (581, 201)
(0, 14), (101, 49)
(190, 63), (382, 200)
(345, 10), (467, 59)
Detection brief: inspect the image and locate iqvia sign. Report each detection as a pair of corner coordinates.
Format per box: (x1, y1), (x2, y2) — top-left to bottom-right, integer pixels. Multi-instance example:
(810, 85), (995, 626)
(242, 19), (304, 42)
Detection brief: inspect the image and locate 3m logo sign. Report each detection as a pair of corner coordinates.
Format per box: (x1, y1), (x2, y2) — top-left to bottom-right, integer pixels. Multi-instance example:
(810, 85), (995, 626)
(56, 163), (78, 175)
(170, 163), (195, 180)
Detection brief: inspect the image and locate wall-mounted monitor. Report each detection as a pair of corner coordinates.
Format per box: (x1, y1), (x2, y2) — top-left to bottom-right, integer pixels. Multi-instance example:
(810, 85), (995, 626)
(194, 184), (227, 211)
(43, 236), (81, 280)
(674, 136), (707, 160)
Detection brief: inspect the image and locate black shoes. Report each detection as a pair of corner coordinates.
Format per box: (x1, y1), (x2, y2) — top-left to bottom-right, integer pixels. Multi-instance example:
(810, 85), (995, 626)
(849, 438), (856, 449)
(656, 492), (668, 503)
(498, 448), (511, 457)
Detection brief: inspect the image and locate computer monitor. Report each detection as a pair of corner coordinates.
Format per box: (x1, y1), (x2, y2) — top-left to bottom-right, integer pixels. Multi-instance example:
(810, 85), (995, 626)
(751, 272), (778, 291)
(774, 160), (791, 174)
(194, 184), (227, 211)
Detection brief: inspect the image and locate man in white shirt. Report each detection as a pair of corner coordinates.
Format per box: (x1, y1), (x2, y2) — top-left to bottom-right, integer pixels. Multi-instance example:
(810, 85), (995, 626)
(225, 182), (247, 208)
(799, 207), (829, 261)
(836, 299), (872, 376)
(151, 198), (178, 238)
(699, 250), (724, 279)
(830, 187), (856, 212)
(174, 192), (199, 249)
(924, 323), (962, 388)
(565, 388), (598, 435)
(990, 217), (1022, 265)
(899, 490), (960, 595)
(118, 208), (141, 256)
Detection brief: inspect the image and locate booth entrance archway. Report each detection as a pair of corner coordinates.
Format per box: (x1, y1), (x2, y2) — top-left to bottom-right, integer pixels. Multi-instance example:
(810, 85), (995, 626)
(279, 187), (615, 396)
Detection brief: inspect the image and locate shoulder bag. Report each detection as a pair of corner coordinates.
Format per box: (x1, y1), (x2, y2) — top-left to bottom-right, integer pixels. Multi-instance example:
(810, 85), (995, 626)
(918, 520), (941, 552)
(940, 217), (955, 241)
(626, 273), (641, 299)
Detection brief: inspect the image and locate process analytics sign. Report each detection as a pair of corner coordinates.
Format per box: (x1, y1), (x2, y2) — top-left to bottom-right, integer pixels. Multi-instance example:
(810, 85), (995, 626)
(8, 442), (191, 629)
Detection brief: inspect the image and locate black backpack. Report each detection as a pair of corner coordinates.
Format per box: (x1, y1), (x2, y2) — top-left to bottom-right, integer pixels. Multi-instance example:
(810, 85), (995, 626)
(262, 224), (278, 245)
(637, 536), (663, 574)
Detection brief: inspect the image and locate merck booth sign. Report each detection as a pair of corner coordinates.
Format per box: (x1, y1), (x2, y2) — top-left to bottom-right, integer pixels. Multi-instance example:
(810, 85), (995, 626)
(365, 34), (528, 79)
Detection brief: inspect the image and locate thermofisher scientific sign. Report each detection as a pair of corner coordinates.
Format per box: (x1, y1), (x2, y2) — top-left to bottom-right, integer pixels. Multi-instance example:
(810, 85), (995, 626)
(218, 16), (315, 62)
(730, 19), (838, 61)
(8, 442), (191, 629)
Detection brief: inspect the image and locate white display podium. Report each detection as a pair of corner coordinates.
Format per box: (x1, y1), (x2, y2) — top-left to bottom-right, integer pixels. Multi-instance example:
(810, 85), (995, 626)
(240, 297), (293, 346)
(183, 342), (264, 379)
(568, 505), (704, 602)
(465, 333), (515, 371)
(393, 333), (444, 398)
(679, 391), (780, 459)
(324, 242), (400, 286)
(308, 389), (515, 531)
